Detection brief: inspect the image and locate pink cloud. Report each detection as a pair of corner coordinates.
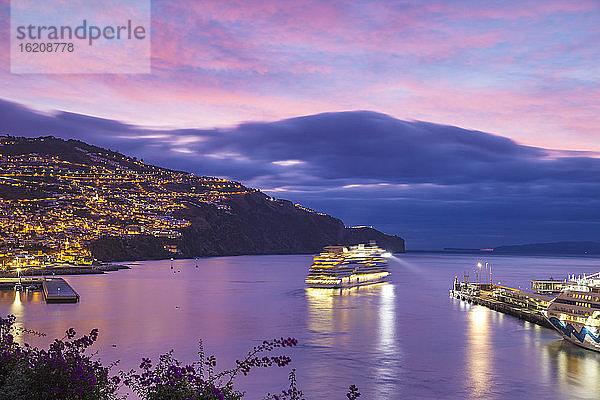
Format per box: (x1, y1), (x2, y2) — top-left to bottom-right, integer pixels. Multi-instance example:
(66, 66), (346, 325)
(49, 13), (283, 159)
(363, 76), (600, 151)
(0, 0), (598, 152)
(427, 0), (599, 21)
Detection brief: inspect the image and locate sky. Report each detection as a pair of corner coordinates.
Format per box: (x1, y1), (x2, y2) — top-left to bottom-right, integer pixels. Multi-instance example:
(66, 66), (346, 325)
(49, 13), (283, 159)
(0, 0), (599, 249)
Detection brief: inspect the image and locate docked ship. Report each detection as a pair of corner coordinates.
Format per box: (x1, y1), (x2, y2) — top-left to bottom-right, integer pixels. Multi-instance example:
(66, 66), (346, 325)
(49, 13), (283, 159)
(545, 272), (600, 351)
(305, 243), (391, 288)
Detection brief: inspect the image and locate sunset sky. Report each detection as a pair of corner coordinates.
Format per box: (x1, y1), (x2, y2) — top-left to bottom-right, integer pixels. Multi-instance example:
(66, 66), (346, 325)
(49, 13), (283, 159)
(1, 0), (599, 248)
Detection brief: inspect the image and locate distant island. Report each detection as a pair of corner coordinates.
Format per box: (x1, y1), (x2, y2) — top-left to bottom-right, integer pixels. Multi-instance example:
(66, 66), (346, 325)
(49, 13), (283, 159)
(0, 135), (404, 266)
(431, 241), (600, 256)
(492, 241), (600, 256)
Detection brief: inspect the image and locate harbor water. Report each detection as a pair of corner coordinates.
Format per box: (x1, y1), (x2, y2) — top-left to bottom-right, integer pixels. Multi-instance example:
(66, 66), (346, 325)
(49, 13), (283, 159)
(2, 253), (600, 399)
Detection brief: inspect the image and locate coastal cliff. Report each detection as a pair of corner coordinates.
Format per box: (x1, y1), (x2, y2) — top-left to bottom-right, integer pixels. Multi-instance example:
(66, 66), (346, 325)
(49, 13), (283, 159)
(90, 191), (405, 261)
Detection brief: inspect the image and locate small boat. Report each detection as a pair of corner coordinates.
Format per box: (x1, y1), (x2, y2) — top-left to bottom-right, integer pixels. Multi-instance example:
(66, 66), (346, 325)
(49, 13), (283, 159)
(14, 283), (23, 291)
(545, 272), (600, 351)
(305, 242), (391, 288)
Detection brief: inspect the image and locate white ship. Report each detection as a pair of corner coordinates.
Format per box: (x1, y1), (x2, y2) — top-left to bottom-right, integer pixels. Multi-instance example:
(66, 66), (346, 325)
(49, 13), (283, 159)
(305, 243), (391, 288)
(545, 272), (600, 351)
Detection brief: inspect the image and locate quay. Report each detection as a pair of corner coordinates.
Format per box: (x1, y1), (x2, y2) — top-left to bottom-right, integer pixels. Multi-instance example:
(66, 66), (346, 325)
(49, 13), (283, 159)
(0, 277), (79, 303)
(451, 278), (556, 329)
(0, 277), (44, 290)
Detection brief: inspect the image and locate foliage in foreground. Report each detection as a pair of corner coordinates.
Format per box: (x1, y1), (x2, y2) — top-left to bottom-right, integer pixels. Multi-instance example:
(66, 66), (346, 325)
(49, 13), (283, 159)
(0, 315), (119, 400)
(0, 315), (360, 400)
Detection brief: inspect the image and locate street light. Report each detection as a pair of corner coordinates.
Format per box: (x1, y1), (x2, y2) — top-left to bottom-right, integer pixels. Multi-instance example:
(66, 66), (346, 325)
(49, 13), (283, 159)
(17, 267), (21, 284)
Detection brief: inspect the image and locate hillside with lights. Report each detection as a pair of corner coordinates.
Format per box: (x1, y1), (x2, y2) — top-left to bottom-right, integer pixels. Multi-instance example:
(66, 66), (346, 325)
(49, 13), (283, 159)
(0, 135), (404, 264)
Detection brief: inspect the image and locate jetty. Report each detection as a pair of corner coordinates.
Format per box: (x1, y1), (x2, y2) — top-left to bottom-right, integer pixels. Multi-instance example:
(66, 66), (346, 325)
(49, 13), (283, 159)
(0, 277), (79, 303)
(450, 277), (556, 329)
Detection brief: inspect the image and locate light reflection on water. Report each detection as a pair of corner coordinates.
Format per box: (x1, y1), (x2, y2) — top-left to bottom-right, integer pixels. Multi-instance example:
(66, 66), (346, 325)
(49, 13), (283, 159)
(303, 283), (402, 398)
(544, 340), (600, 399)
(11, 289), (21, 310)
(3, 289), (46, 344)
(1, 253), (600, 399)
(467, 306), (492, 399)
(374, 283), (400, 399)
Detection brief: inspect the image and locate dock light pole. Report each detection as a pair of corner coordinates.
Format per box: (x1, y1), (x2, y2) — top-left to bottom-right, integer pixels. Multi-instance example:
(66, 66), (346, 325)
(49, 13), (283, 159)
(17, 268), (21, 284)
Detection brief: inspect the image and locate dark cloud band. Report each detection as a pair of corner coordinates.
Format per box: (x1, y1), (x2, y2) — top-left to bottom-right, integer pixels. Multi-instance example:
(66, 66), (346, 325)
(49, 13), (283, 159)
(1, 99), (598, 248)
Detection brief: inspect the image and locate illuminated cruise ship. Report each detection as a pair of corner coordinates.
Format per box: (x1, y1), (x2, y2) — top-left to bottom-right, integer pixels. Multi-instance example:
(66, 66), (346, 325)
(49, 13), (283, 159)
(546, 272), (600, 351)
(305, 243), (391, 288)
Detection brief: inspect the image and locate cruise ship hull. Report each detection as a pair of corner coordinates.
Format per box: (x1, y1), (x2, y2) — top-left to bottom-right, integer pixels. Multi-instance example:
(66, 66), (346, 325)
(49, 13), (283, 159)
(546, 316), (600, 352)
(543, 272), (600, 353)
(306, 274), (388, 289)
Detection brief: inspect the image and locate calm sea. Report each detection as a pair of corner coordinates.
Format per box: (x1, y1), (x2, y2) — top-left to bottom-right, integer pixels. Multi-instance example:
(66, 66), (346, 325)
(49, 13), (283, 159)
(2, 253), (600, 399)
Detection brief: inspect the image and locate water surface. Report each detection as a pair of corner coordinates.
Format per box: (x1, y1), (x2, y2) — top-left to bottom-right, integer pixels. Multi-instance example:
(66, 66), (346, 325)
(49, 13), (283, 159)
(2, 253), (600, 399)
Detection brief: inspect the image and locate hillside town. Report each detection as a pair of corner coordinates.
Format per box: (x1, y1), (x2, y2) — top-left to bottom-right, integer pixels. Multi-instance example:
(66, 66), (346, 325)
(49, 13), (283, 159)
(0, 136), (254, 270)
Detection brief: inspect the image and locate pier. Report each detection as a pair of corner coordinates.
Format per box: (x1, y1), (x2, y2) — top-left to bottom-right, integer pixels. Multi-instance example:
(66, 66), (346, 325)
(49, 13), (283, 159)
(0, 277), (79, 303)
(450, 280), (554, 329)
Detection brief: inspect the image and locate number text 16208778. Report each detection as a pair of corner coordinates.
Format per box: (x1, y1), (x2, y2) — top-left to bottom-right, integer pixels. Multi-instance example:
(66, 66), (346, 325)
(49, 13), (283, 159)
(18, 42), (74, 53)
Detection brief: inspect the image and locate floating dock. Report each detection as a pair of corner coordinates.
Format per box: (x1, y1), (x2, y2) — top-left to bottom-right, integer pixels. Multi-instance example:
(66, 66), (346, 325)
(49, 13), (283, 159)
(43, 278), (79, 303)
